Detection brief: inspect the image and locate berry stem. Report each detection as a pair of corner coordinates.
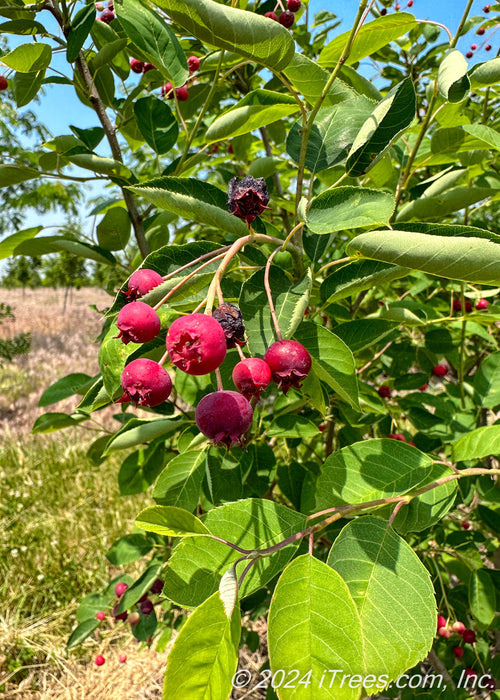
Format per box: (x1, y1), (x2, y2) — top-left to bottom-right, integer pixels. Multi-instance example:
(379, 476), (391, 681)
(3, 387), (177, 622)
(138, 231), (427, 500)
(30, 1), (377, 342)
(357, 340), (393, 375)
(274, 0), (286, 12)
(161, 246), (231, 284)
(264, 247), (283, 341)
(215, 367), (224, 391)
(316, 256), (352, 277)
(415, 19), (453, 43)
(388, 499), (407, 525)
(237, 558), (258, 588)
(236, 344), (246, 361)
(159, 348), (170, 366)
(153, 252), (227, 311)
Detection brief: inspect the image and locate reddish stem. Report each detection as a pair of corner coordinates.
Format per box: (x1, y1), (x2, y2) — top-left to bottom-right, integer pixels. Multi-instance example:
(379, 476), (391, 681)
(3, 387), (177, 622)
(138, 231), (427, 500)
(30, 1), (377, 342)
(264, 247), (283, 341)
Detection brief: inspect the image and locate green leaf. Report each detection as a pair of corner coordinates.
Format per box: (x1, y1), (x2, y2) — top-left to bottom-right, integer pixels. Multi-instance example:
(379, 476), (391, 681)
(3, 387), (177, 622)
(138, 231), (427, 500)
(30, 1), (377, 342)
(96, 206), (131, 251)
(452, 425), (500, 462)
(89, 38), (128, 73)
(103, 417), (182, 454)
(346, 78), (416, 176)
(152, 450), (208, 511)
(266, 415), (320, 439)
(293, 323), (359, 411)
(469, 57), (500, 87)
(38, 373), (96, 407)
(13, 235), (116, 266)
(115, 563), (162, 614)
(474, 352), (500, 409)
(154, 0), (295, 71)
(163, 591), (240, 700)
(461, 123), (500, 152)
(127, 177), (248, 237)
(268, 554), (364, 700)
(327, 517), (435, 681)
(76, 591), (116, 622)
(206, 89), (298, 143)
(438, 49), (470, 103)
(13, 68), (45, 107)
(136, 505), (211, 538)
(0, 165), (40, 188)
(320, 259), (410, 305)
(306, 187), (394, 234)
(67, 4), (96, 63)
(0, 226), (43, 259)
(134, 96), (179, 154)
(115, 0), (188, 86)
(66, 153), (132, 181)
(66, 619), (99, 650)
(469, 569), (496, 629)
(106, 534), (153, 565)
(70, 125), (104, 151)
(397, 187), (495, 222)
(162, 499), (306, 608)
(0, 19), (48, 34)
(346, 230), (500, 286)
(2, 42), (51, 71)
(287, 102), (373, 174)
(319, 12), (417, 67)
(91, 17), (130, 79)
(332, 319), (398, 353)
(32, 412), (87, 434)
(239, 267), (312, 356)
(312, 438), (433, 512)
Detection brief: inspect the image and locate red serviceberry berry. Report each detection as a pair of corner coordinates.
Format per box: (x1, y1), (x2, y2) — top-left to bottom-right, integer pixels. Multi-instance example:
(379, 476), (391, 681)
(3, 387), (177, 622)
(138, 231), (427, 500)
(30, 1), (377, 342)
(432, 364), (448, 377)
(419, 383), (428, 391)
(161, 82), (174, 98)
(486, 44), (492, 51)
(264, 340), (312, 394)
(465, 668), (477, 677)
(107, 1), (114, 9)
(96, 611), (106, 621)
(319, 423), (326, 432)
(395, 3), (401, 9)
(228, 143), (234, 154)
(485, 677), (496, 690)
(143, 62), (155, 72)
(130, 58), (144, 74)
(213, 302), (246, 348)
(99, 9), (114, 22)
(388, 433), (406, 441)
(115, 301), (161, 345)
(115, 582), (128, 597)
(466, 51), (473, 58)
(438, 627), (451, 638)
(0, 75), (8, 90)
(452, 621), (466, 634)
(453, 646), (464, 658)
(279, 10), (295, 27)
(95, 1), (104, 9)
(476, 298), (488, 310)
(477, 27), (486, 35)
(112, 603), (127, 621)
(453, 299), (462, 311)
(140, 600), (154, 615)
(228, 176), (270, 225)
(465, 300), (472, 313)
(381, 8), (387, 14)
(232, 358), (272, 401)
(462, 521), (471, 530)
(150, 578), (164, 595)
(471, 44), (477, 50)
(176, 85), (189, 101)
(125, 268), (163, 301)
(128, 612), (140, 626)
(483, 4), (491, 12)
(95, 655), (105, 666)
(287, 0), (301, 11)
(119, 359), (172, 407)
(187, 55), (200, 73)
(462, 629), (476, 644)
(119, 653), (128, 663)
(378, 385), (391, 399)
(437, 615), (447, 630)
(196, 390), (253, 447)
(166, 313), (227, 375)
(264, 11), (278, 20)
(407, 0), (414, 5)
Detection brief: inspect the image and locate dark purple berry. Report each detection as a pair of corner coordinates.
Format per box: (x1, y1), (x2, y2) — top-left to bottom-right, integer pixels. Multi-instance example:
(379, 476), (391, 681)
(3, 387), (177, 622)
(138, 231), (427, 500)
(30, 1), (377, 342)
(140, 599), (154, 615)
(265, 11), (278, 20)
(150, 578), (164, 595)
(279, 10), (295, 28)
(287, 0), (301, 11)
(195, 390), (253, 447)
(263, 340), (311, 394)
(130, 58), (144, 74)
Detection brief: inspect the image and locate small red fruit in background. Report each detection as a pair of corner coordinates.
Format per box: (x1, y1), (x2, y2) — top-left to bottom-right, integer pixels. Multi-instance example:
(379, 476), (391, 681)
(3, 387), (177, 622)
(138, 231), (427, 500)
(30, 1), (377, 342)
(265, 11), (278, 20)
(112, 603), (127, 620)
(115, 582), (128, 596)
(99, 9), (114, 22)
(128, 611), (140, 626)
(176, 85), (189, 101)
(143, 62), (155, 72)
(453, 299), (462, 311)
(381, 8), (387, 14)
(378, 385), (391, 399)
(96, 611), (106, 621)
(279, 10), (295, 27)
(119, 359), (172, 407)
(395, 3), (401, 10)
(388, 433), (405, 441)
(462, 629), (476, 644)
(166, 313), (227, 375)
(130, 58), (144, 74)
(140, 599), (154, 615)
(287, 0), (301, 11)
(319, 423), (326, 432)
(483, 4), (491, 12)
(161, 83), (173, 98)
(232, 358), (272, 400)
(465, 668), (477, 677)
(119, 654), (127, 663)
(462, 521), (471, 530)
(486, 44), (492, 51)
(264, 340), (312, 394)
(196, 390), (254, 447)
(125, 268), (163, 301)
(228, 143), (234, 154)
(437, 615), (446, 630)
(466, 51), (473, 58)
(453, 646), (464, 658)
(150, 578), (164, 595)
(407, 0), (414, 6)
(419, 382), (428, 391)
(95, 655), (105, 666)
(0, 75), (8, 90)
(471, 44), (477, 50)
(187, 55), (200, 73)
(115, 301), (161, 345)
(438, 627), (451, 638)
(476, 298), (488, 310)
(432, 364), (448, 377)
(477, 26), (485, 35)
(452, 621), (466, 634)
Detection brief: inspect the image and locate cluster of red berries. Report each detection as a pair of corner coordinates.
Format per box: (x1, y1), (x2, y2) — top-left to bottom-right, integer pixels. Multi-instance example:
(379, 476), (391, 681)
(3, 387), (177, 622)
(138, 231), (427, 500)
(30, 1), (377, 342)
(0, 74), (7, 91)
(96, 1), (114, 24)
(453, 297), (489, 312)
(435, 616), (495, 688)
(161, 56), (200, 102)
(130, 58), (156, 75)
(265, 0), (301, 28)
(115, 271), (312, 447)
(387, 433), (416, 446)
(380, 1), (413, 15)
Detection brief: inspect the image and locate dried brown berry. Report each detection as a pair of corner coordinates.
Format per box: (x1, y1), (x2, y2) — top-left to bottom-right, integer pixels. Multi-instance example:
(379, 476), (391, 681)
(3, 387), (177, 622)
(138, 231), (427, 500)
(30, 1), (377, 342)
(213, 303), (246, 348)
(228, 176), (270, 225)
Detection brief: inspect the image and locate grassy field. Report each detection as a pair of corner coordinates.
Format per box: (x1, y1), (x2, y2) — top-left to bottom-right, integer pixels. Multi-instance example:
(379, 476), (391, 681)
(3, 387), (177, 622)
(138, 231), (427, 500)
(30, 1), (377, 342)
(0, 289), (168, 699)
